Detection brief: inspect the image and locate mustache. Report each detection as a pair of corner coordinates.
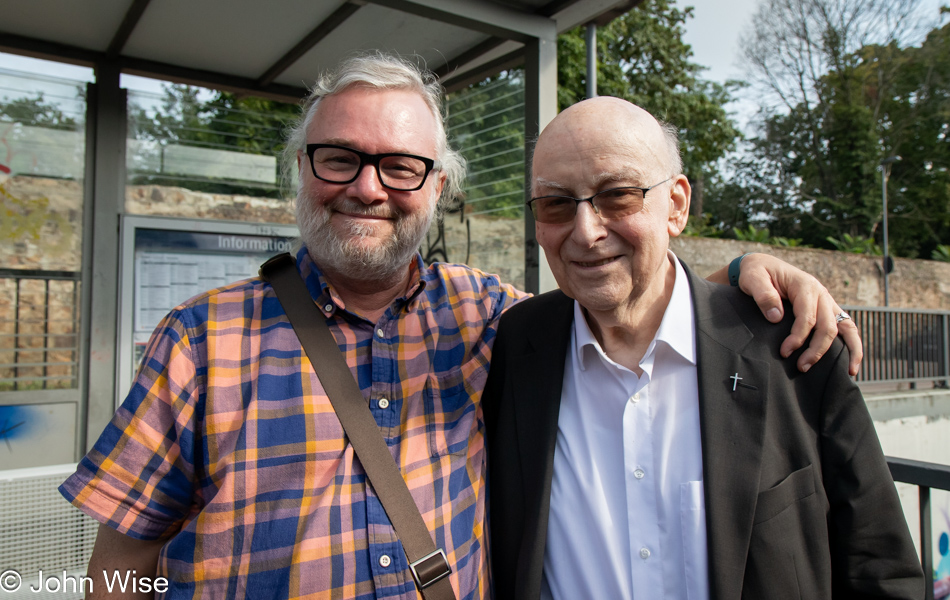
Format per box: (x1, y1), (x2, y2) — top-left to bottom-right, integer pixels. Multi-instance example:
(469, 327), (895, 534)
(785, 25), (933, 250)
(325, 198), (401, 219)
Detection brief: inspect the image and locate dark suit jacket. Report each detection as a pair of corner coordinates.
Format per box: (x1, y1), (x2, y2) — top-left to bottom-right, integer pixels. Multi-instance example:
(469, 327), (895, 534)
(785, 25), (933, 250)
(483, 263), (923, 600)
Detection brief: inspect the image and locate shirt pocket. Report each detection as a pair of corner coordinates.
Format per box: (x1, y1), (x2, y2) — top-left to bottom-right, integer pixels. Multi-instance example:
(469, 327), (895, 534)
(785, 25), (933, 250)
(424, 366), (483, 457)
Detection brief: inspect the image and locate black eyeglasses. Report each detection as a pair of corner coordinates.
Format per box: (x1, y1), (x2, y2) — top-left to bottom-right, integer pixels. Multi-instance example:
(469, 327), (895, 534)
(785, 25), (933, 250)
(305, 144), (441, 191)
(527, 178), (672, 224)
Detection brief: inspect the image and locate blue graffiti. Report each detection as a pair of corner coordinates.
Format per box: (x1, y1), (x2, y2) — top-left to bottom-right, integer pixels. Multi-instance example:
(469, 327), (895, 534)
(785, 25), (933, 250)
(0, 405), (34, 452)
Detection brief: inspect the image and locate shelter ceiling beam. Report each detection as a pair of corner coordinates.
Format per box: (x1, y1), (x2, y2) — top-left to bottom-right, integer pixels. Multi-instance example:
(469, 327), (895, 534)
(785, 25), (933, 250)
(121, 57), (308, 103)
(107, 0), (152, 57)
(361, 0), (556, 43)
(433, 37), (507, 80)
(257, 1), (362, 87)
(441, 48), (524, 93)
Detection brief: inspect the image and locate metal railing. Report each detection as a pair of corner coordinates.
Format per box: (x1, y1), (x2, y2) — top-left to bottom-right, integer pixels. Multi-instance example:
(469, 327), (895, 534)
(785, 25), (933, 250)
(0, 268), (81, 391)
(843, 306), (950, 387)
(887, 456), (950, 600)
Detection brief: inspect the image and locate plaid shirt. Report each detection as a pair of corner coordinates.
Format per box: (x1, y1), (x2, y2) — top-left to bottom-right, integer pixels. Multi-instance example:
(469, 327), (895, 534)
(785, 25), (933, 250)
(61, 247), (524, 599)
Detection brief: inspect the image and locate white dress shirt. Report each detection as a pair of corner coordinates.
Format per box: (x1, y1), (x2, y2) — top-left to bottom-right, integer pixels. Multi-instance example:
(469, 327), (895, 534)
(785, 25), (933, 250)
(541, 254), (709, 600)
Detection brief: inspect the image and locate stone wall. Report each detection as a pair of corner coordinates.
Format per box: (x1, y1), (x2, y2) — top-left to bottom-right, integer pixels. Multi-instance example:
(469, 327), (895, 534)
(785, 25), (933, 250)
(671, 237), (950, 310)
(3, 175), (949, 309)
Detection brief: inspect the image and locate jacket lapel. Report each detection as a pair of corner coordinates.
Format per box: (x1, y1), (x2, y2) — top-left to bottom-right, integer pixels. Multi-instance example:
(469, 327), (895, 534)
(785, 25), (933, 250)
(510, 292), (574, 595)
(686, 269), (770, 600)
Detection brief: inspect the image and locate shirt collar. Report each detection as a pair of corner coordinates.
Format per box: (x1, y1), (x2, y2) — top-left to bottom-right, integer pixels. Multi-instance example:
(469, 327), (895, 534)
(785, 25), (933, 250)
(650, 252), (696, 366)
(572, 251), (696, 371)
(296, 246), (427, 318)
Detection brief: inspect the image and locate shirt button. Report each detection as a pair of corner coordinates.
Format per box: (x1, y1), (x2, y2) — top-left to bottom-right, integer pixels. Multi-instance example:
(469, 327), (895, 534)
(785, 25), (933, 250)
(639, 547), (651, 560)
(378, 398), (390, 409)
(324, 303), (333, 312)
(634, 468), (645, 479)
(376, 328), (385, 338)
(629, 393), (640, 403)
(378, 554), (391, 568)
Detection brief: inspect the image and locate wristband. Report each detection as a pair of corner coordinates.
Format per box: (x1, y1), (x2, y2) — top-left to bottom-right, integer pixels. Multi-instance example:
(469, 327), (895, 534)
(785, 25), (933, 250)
(728, 253), (752, 287)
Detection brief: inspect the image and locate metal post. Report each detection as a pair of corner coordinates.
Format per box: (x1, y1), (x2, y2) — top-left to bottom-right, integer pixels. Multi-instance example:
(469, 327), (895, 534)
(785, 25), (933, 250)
(13, 278), (20, 391)
(880, 156), (900, 307)
(523, 31), (559, 295)
(881, 165), (890, 306)
(81, 62), (128, 452)
(921, 486), (934, 600)
(585, 23), (597, 98)
(43, 279), (50, 389)
(943, 313), (949, 388)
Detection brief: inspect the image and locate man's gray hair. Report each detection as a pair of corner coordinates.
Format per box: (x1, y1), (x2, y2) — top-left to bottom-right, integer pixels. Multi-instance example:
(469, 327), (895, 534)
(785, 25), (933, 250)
(658, 120), (683, 177)
(283, 52), (465, 209)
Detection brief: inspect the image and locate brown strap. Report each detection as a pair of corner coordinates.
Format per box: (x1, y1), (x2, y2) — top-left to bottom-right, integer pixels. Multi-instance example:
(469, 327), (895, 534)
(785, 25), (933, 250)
(260, 254), (456, 600)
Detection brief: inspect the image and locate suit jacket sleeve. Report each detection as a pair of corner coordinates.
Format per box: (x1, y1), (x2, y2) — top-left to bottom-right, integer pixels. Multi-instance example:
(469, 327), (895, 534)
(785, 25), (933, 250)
(818, 342), (924, 598)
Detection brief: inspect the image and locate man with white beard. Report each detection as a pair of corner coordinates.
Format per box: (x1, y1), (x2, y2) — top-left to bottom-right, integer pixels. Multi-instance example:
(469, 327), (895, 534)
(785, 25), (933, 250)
(60, 53), (862, 600)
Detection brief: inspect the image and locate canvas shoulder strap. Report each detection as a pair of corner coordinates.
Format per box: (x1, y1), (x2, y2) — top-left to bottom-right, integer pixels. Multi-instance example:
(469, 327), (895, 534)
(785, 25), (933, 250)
(260, 253), (456, 600)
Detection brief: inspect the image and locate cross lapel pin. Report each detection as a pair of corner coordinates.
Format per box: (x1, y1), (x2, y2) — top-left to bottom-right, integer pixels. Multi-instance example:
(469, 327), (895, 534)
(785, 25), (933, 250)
(730, 373), (742, 391)
(729, 372), (758, 392)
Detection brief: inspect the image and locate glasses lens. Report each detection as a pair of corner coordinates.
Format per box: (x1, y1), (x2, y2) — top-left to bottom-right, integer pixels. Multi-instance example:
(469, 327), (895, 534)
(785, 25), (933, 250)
(311, 147), (360, 183)
(531, 196), (577, 224)
(593, 188), (645, 219)
(378, 155), (428, 190)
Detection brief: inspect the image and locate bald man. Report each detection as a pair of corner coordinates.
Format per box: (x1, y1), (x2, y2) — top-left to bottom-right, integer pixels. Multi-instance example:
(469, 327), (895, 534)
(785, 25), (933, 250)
(483, 97), (923, 600)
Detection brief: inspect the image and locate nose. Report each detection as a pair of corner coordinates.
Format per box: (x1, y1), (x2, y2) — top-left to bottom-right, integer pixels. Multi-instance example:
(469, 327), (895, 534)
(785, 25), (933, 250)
(571, 201), (608, 248)
(346, 163), (388, 204)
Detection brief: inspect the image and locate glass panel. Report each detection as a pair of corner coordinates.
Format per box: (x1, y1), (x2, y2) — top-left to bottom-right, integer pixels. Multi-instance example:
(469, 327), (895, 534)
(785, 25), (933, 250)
(125, 82), (298, 225)
(443, 71), (526, 290)
(0, 64), (87, 391)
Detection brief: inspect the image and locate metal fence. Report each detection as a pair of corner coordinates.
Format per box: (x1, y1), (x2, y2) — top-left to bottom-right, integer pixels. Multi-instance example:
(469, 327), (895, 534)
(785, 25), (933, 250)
(842, 306), (950, 387)
(887, 456), (950, 600)
(0, 269), (81, 391)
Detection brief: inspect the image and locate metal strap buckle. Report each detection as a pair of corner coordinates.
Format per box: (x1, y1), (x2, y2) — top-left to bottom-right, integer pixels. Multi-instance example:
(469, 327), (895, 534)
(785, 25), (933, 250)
(408, 548), (451, 590)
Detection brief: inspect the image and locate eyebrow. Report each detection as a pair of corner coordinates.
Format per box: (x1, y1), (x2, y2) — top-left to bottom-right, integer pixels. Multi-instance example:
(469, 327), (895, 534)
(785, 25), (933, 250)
(534, 170), (648, 195)
(316, 138), (421, 156)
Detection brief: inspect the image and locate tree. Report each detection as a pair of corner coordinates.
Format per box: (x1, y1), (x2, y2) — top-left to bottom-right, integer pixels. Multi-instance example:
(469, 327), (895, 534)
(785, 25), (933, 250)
(128, 85), (298, 198)
(557, 0), (742, 209)
(0, 93), (78, 129)
(446, 73), (526, 218)
(714, 0), (949, 257)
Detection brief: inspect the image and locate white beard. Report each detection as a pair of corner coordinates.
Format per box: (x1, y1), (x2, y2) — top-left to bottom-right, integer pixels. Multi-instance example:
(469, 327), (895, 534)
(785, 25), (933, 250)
(295, 188), (436, 283)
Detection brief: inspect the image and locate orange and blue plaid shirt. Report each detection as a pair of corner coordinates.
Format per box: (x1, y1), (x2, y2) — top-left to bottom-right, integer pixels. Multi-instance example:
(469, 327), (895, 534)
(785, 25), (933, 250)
(60, 247), (524, 599)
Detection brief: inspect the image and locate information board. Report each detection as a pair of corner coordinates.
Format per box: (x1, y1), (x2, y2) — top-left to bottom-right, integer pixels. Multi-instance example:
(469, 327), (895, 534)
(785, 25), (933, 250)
(118, 216), (298, 406)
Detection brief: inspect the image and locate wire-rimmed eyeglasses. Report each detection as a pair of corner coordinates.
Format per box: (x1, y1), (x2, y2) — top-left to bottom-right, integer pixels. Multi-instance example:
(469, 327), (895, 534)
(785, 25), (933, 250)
(305, 144), (441, 192)
(527, 178), (672, 224)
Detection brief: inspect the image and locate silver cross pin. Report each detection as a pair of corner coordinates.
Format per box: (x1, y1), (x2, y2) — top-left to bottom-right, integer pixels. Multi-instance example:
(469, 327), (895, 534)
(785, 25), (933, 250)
(730, 373), (743, 391)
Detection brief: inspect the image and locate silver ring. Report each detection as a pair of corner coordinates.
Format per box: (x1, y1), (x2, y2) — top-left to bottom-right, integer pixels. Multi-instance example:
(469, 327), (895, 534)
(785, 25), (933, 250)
(835, 310), (851, 323)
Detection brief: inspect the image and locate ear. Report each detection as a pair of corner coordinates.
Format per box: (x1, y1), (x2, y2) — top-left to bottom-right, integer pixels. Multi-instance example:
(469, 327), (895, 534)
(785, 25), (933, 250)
(667, 174), (691, 237)
(297, 149), (305, 174)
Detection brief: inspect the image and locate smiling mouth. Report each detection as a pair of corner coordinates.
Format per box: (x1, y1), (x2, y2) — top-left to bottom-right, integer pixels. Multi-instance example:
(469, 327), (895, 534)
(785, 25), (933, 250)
(334, 210), (393, 221)
(574, 257), (618, 268)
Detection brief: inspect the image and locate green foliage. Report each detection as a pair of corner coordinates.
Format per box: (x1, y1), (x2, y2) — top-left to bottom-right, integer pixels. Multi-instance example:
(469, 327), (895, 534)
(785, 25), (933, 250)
(715, 1), (950, 259)
(733, 224), (771, 243)
(772, 237), (804, 247)
(826, 233), (882, 255)
(557, 0), (741, 184)
(446, 75), (526, 218)
(128, 85), (298, 198)
(682, 214), (724, 237)
(932, 244), (950, 261)
(0, 93), (77, 129)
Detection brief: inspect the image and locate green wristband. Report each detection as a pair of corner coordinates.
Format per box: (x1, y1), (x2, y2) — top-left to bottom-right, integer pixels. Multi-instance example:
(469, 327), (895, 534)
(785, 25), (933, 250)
(728, 253), (752, 287)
